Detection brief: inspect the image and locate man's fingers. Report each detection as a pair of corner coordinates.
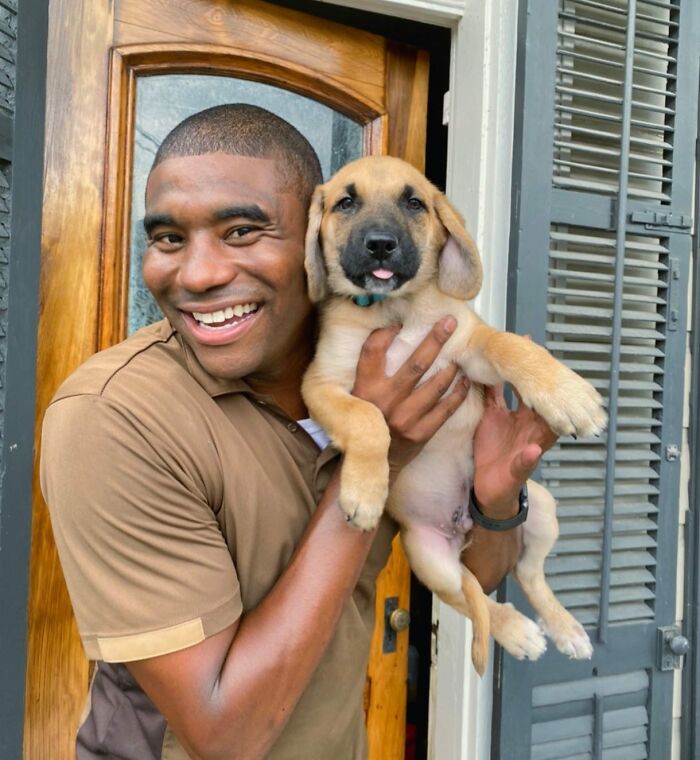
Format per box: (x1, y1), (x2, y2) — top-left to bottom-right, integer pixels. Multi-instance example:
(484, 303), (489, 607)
(411, 374), (470, 440)
(392, 317), (457, 393)
(403, 363), (463, 418)
(354, 324), (401, 382)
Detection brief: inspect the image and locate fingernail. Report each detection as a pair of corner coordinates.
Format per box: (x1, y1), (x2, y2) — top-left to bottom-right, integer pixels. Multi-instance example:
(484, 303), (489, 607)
(441, 316), (457, 333)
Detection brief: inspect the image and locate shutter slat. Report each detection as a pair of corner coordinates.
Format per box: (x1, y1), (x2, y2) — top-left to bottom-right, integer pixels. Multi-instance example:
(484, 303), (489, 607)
(547, 322), (666, 341)
(549, 568), (656, 592)
(548, 303), (666, 323)
(545, 447), (659, 462)
(546, 551), (657, 575)
(547, 340), (665, 357)
(533, 672), (649, 707)
(549, 285), (667, 305)
(558, 516), (658, 535)
(550, 533), (657, 553)
(556, 502), (659, 518)
(549, 483), (659, 498)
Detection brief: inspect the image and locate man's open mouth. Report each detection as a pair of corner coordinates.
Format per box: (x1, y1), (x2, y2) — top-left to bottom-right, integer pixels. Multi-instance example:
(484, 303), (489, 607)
(190, 302), (260, 329)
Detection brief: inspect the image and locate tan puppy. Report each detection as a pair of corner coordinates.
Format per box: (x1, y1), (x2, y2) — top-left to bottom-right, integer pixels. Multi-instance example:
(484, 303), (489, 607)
(301, 156), (606, 674)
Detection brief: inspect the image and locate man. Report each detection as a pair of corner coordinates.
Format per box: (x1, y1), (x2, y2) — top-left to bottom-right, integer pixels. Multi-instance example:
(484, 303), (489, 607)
(41, 104), (555, 759)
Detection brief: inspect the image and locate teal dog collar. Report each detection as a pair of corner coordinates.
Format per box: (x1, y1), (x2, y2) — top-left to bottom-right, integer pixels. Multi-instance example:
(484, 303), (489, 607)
(352, 293), (386, 307)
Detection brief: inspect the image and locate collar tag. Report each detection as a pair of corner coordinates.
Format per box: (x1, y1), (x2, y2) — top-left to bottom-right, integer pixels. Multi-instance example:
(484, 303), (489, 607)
(352, 293), (386, 307)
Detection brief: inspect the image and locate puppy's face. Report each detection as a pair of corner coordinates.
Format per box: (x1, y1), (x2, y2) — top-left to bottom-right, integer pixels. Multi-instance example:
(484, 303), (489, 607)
(305, 156), (482, 303)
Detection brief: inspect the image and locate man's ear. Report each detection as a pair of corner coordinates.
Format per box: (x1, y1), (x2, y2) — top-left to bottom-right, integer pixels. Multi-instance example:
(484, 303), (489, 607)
(305, 186), (329, 303)
(434, 193), (483, 301)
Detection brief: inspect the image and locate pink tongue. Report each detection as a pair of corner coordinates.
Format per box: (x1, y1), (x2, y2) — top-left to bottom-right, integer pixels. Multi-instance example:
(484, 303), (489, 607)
(372, 268), (394, 280)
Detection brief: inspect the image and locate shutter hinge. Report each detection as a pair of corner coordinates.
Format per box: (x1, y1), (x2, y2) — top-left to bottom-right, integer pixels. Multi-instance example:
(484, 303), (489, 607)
(657, 625), (690, 671)
(629, 209), (693, 232)
(665, 443), (680, 461)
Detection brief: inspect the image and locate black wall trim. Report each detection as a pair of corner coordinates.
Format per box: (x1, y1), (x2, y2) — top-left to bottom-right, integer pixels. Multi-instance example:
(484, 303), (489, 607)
(0, 0), (49, 755)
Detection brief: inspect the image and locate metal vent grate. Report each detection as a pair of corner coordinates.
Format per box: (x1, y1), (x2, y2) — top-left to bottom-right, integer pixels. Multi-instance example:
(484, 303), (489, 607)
(554, 0), (678, 203)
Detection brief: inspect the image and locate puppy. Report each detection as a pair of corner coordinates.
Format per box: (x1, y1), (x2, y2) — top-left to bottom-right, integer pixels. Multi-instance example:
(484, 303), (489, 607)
(301, 155), (606, 674)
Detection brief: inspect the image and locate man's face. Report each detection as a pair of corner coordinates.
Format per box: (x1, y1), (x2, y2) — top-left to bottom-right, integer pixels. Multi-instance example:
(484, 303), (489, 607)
(143, 152), (313, 382)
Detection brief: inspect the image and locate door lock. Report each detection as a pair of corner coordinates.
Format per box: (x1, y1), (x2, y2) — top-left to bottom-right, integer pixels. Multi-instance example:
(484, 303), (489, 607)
(383, 597), (410, 653)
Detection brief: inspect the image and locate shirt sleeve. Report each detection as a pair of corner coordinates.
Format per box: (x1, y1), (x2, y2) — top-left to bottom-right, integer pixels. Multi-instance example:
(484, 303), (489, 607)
(40, 394), (242, 662)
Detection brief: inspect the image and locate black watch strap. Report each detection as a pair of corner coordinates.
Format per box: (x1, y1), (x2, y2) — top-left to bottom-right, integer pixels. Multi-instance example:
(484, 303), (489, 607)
(468, 484), (529, 531)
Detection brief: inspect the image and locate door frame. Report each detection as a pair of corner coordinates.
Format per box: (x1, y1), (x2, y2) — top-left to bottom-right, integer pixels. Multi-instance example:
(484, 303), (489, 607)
(7, 1), (519, 759)
(319, 2), (519, 758)
(682, 91), (700, 760)
(0, 1), (49, 758)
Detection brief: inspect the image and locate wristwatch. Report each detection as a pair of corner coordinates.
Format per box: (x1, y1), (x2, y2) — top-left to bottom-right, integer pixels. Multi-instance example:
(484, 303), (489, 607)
(468, 483), (529, 531)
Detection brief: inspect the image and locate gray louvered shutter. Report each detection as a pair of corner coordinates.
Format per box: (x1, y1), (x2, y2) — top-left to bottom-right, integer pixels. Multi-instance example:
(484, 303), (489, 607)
(493, 2), (699, 758)
(0, 1), (14, 496)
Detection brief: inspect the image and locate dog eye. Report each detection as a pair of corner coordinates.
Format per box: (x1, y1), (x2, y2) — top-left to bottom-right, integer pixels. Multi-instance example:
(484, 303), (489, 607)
(335, 196), (355, 211)
(407, 197), (425, 211)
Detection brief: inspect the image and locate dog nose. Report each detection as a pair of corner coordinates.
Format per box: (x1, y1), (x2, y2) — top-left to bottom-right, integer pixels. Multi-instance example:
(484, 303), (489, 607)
(364, 232), (398, 259)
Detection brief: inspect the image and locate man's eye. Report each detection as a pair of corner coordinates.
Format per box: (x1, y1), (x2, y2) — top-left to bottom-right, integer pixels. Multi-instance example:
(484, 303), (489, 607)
(407, 197), (425, 211)
(151, 232), (183, 248)
(335, 196), (355, 211)
(227, 226), (258, 241)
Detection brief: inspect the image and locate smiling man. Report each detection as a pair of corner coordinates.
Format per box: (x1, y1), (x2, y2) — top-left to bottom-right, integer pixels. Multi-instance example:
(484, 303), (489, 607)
(40, 104), (555, 760)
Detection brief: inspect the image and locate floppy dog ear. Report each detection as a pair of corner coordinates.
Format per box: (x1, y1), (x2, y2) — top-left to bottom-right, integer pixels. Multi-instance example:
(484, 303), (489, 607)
(434, 193), (483, 301)
(304, 186), (329, 303)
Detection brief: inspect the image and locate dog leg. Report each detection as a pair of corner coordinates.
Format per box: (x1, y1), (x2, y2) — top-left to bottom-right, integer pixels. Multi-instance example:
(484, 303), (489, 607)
(401, 526), (490, 675)
(513, 481), (593, 659)
(463, 323), (607, 438)
(302, 371), (390, 531)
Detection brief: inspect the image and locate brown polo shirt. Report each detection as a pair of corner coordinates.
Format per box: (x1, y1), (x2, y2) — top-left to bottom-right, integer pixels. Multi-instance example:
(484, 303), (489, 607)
(40, 319), (396, 759)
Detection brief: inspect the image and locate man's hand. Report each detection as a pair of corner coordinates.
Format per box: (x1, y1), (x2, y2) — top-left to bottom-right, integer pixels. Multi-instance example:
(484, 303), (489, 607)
(351, 316), (470, 479)
(473, 384), (558, 516)
(463, 384), (559, 593)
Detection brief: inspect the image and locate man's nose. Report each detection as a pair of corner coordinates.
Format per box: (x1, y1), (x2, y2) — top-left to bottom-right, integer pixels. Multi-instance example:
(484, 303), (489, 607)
(178, 235), (237, 293)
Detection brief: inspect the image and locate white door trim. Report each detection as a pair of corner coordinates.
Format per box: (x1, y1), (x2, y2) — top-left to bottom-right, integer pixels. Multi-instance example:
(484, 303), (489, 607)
(319, 2), (519, 758)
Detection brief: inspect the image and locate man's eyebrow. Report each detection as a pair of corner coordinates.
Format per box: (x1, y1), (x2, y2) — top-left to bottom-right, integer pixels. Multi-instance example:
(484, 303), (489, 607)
(143, 213), (175, 236)
(213, 205), (270, 223)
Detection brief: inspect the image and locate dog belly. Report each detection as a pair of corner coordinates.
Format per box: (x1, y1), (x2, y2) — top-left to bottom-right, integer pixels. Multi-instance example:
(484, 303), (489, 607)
(388, 436), (475, 540)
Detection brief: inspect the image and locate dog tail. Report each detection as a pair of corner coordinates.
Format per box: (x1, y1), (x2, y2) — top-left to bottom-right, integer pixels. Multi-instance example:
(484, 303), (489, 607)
(461, 569), (490, 677)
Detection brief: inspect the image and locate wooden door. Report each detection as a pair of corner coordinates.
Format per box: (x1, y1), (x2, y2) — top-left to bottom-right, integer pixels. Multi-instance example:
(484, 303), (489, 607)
(27, 1), (428, 758)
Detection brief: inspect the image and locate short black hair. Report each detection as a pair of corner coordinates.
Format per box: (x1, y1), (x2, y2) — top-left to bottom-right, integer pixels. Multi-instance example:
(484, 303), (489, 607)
(152, 103), (323, 207)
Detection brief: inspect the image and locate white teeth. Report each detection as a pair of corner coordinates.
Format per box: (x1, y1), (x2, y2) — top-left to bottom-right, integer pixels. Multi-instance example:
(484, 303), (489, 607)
(192, 303), (259, 326)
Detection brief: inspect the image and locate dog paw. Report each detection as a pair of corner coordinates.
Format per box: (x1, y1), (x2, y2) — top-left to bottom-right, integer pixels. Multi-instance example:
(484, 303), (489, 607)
(540, 616), (593, 660)
(339, 473), (388, 532)
(339, 456), (389, 531)
(490, 603), (547, 661)
(522, 366), (607, 438)
(339, 492), (386, 531)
